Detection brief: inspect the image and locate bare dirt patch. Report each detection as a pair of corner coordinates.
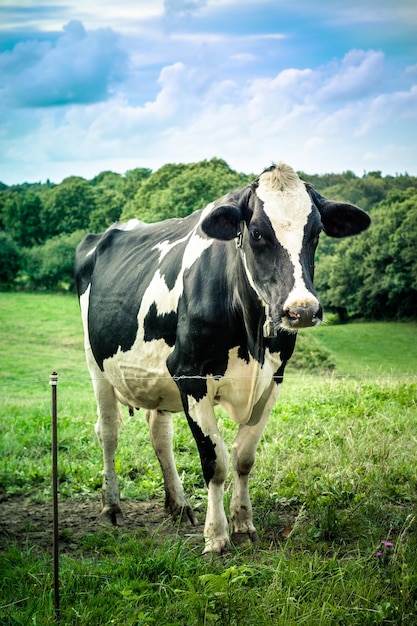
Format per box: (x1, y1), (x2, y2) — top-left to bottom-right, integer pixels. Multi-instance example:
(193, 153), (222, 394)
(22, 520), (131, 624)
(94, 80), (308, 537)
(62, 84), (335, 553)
(0, 495), (205, 554)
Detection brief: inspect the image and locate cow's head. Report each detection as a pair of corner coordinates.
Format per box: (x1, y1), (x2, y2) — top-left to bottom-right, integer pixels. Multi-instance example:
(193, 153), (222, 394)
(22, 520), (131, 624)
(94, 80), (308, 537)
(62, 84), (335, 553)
(201, 162), (370, 333)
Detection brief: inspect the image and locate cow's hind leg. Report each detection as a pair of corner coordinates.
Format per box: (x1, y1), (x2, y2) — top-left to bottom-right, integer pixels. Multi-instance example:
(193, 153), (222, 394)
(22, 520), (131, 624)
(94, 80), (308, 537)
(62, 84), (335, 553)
(93, 379), (124, 526)
(146, 410), (196, 524)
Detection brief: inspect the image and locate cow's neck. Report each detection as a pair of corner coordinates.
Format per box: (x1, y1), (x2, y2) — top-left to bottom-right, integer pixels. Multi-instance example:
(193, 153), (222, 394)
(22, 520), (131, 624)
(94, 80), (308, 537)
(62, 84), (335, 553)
(232, 248), (267, 365)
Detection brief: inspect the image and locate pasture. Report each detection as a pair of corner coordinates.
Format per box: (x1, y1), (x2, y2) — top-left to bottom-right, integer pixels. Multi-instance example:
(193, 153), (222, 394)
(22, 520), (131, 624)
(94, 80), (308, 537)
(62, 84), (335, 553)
(1, 293), (417, 625)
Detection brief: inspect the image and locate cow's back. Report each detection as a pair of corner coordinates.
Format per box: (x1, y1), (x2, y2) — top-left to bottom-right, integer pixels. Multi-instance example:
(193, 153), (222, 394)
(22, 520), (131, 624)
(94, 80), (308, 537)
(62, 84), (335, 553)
(74, 212), (206, 374)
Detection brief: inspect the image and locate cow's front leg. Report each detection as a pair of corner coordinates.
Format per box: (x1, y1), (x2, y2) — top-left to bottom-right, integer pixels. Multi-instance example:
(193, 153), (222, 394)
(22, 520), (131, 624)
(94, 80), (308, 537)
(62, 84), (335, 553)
(146, 409), (196, 524)
(93, 380), (124, 526)
(185, 399), (230, 554)
(230, 388), (279, 546)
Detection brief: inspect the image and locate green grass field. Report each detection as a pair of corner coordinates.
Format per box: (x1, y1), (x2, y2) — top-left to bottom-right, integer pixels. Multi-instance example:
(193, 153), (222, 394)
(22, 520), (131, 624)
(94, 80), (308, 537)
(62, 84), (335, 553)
(314, 321), (417, 376)
(1, 293), (417, 625)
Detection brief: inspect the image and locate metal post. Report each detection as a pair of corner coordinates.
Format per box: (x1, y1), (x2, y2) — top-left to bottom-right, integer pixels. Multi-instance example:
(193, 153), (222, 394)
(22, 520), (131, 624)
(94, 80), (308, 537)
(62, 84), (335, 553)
(50, 371), (60, 621)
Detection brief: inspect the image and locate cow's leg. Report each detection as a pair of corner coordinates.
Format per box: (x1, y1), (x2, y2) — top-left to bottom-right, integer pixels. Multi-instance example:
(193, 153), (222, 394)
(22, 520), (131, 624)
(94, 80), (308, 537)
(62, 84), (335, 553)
(92, 378), (124, 526)
(184, 399), (230, 554)
(230, 386), (280, 546)
(146, 409), (196, 524)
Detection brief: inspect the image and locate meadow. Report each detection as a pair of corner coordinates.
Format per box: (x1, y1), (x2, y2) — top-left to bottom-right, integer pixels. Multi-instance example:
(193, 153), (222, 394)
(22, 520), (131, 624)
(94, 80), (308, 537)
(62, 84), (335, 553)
(1, 293), (417, 625)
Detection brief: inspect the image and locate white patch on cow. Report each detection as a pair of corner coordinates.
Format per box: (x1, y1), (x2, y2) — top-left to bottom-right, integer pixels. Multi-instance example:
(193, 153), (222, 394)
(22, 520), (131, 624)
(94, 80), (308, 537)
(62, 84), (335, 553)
(180, 346), (283, 428)
(256, 164), (319, 311)
(153, 203), (216, 264)
(80, 284), (110, 381)
(216, 346), (282, 423)
(200, 201), (215, 219)
(182, 230), (213, 273)
(86, 246), (96, 257)
(79, 284), (92, 350)
(142, 269), (180, 316)
(153, 232), (191, 262)
(117, 218), (143, 231)
(106, 218), (143, 232)
(148, 230), (214, 315)
(105, 352), (183, 412)
(240, 251), (265, 305)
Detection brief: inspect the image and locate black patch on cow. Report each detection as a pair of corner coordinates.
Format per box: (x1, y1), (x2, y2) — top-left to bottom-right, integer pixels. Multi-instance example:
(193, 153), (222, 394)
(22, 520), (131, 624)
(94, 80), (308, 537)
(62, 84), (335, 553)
(175, 371), (209, 403)
(143, 303), (177, 347)
(185, 414), (217, 485)
(158, 240), (190, 292)
(88, 300), (140, 371)
(266, 330), (297, 385)
(165, 243), (244, 391)
(237, 344), (250, 363)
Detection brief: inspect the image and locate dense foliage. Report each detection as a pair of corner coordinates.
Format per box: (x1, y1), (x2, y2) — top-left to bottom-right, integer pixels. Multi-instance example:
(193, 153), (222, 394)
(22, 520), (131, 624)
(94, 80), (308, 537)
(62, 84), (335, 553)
(1, 159), (416, 320)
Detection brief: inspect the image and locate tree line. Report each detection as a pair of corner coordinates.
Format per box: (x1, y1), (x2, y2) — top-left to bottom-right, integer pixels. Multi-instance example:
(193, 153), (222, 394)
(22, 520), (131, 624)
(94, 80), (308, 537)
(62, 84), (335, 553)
(1, 157), (416, 321)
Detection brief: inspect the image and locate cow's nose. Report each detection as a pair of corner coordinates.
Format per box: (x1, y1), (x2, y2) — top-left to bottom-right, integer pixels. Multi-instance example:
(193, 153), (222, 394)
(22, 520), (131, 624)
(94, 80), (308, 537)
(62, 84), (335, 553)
(285, 303), (322, 329)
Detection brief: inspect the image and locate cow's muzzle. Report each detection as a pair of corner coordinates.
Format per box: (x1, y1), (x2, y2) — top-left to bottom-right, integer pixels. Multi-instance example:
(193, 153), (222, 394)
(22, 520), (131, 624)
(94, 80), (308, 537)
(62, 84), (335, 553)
(282, 302), (323, 330)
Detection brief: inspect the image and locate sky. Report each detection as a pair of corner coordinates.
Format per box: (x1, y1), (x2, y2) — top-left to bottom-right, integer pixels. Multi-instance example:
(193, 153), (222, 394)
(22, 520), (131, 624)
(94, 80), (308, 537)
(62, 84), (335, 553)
(1, 0), (416, 184)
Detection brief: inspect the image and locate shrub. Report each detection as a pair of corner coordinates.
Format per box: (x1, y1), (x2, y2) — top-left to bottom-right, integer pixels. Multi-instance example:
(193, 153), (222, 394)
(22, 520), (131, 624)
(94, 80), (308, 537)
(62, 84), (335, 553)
(289, 331), (336, 371)
(0, 231), (21, 289)
(22, 230), (85, 291)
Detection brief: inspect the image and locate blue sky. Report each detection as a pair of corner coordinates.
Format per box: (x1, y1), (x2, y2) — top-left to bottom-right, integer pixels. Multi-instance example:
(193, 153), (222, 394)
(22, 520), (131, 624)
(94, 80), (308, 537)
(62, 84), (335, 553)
(1, 0), (416, 183)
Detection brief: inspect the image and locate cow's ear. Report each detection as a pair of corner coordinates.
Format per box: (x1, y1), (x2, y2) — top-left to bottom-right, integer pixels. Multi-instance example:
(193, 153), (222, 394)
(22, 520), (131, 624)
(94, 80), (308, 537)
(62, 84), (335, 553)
(201, 203), (243, 240)
(307, 184), (371, 238)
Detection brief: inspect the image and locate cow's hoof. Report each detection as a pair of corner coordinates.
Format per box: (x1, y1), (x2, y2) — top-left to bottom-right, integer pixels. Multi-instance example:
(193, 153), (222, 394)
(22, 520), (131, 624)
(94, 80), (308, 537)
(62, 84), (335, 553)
(202, 537), (231, 556)
(100, 505), (125, 526)
(231, 530), (260, 547)
(170, 503), (197, 526)
(165, 495), (197, 525)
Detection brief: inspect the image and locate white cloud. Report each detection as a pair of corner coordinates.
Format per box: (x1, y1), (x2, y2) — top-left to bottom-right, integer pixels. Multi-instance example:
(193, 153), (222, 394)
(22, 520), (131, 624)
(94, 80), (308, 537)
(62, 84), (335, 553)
(0, 1), (165, 32)
(315, 49), (386, 103)
(0, 4), (416, 183)
(0, 20), (126, 107)
(164, 0), (207, 16)
(39, 47), (409, 178)
(356, 85), (417, 135)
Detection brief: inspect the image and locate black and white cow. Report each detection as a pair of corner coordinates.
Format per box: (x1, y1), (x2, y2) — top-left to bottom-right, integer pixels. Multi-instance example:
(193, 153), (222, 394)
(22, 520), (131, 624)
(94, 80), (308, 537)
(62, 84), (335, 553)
(75, 162), (370, 554)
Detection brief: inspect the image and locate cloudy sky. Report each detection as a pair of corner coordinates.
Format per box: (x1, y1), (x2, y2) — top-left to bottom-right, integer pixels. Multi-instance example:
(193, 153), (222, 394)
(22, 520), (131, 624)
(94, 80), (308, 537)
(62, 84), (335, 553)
(1, 0), (416, 184)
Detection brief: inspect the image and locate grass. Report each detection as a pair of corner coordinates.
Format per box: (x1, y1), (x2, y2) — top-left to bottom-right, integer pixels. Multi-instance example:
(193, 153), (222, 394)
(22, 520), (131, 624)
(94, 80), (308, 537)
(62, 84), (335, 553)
(1, 293), (417, 624)
(313, 321), (417, 376)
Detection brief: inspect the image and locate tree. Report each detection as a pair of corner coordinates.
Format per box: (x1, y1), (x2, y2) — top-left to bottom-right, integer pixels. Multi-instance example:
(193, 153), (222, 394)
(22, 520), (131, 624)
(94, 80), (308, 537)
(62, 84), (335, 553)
(41, 176), (96, 237)
(121, 163), (187, 221)
(90, 170), (124, 189)
(316, 187), (417, 320)
(88, 171), (126, 232)
(0, 232), (21, 288)
(123, 167), (152, 201)
(371, 188), (417, 317)
(23, 230), (85, 291)
(88, 189), (125, 232)
(1, 191), (45, 247)
(121, 158), (252, 223)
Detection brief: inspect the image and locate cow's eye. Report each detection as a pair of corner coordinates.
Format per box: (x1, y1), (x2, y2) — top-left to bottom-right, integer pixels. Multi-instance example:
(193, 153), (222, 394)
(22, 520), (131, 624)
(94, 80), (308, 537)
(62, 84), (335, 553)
(251, 229), (262, 241)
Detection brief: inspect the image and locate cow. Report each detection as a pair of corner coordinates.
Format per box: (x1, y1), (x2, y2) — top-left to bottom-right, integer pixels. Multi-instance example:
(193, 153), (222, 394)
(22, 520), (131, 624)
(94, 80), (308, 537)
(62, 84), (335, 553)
(74, 162), (370, 554)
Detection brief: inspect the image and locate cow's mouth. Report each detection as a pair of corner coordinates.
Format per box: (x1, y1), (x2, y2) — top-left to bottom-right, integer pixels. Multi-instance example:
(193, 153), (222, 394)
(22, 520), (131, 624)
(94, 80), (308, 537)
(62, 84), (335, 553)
(281, 304), (322, 330)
